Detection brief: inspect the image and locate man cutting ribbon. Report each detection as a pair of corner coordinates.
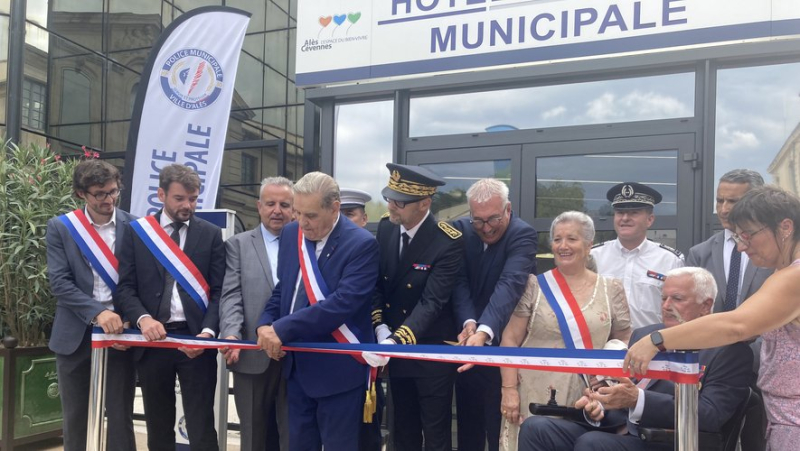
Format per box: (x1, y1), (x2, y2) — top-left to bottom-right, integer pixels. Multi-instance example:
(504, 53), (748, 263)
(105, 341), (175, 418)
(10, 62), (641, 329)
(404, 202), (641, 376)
(256, 172), (380, 451)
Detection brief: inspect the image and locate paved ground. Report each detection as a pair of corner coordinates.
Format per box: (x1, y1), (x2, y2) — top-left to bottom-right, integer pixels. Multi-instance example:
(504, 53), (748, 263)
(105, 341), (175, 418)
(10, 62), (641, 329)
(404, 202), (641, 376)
(16, 420), (242, 451)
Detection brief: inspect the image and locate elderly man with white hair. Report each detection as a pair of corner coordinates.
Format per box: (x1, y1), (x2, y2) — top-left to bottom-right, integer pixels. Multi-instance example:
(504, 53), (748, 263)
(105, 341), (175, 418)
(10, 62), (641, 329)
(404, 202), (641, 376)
(517, 267), (754, 451)
(450, 178), (538, 451)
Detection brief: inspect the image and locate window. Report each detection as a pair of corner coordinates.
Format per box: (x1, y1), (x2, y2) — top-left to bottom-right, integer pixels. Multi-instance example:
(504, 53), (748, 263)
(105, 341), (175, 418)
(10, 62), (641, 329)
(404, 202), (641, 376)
(241, 153), (258, 191)
(22, 79), (45, 130)
(716, 62), (800, 196)
(409, 72), (695, 137)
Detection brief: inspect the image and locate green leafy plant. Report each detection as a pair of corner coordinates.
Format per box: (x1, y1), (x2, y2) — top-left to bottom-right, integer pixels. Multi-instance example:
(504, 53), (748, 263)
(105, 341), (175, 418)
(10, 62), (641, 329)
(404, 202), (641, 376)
(0, 141), (78, 347)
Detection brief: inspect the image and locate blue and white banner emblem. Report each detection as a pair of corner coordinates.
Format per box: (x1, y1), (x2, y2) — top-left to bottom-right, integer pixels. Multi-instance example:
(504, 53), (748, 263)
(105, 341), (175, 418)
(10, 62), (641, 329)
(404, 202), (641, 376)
(124, 6), (250, 216)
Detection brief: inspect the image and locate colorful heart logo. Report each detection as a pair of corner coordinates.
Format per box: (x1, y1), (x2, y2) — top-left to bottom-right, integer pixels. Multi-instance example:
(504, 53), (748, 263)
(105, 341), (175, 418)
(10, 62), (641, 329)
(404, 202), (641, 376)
(319, 16), (332, 27)
(347, 12), (361, 24)
(333, 14), (346, 26)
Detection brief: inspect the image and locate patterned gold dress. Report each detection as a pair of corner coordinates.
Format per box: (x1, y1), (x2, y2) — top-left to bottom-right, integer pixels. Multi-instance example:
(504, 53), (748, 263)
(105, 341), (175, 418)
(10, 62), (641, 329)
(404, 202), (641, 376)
(499, 272), (630, 451)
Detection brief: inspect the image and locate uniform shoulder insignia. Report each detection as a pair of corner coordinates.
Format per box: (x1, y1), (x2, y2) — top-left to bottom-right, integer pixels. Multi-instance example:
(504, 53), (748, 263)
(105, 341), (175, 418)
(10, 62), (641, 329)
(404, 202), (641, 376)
(658, 242), (683, 258)
(591, 242), (605, 249)
(381, 212), (390, 219)
(438, 221), (462, 239)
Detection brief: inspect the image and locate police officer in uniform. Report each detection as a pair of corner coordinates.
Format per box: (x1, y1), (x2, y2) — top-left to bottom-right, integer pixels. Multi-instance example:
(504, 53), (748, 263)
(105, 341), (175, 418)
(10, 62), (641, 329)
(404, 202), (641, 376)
(371, 163), (463, 451)
(339, 187), (371, 228)
(591, 182), (684, 329)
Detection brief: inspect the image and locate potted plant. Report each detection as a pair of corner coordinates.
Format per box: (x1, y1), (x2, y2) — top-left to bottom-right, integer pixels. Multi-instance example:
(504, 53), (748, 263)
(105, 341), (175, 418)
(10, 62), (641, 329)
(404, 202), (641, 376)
(0, 140), (78, 448)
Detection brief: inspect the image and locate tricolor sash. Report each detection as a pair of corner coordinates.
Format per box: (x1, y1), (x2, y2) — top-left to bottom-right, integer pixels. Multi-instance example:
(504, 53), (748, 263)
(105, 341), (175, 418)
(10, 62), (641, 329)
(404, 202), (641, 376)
(59, 209), (119, 292)
(130, 216), (209, 313)
(538, 269), (593, 350)
(297, 230), (365, 358)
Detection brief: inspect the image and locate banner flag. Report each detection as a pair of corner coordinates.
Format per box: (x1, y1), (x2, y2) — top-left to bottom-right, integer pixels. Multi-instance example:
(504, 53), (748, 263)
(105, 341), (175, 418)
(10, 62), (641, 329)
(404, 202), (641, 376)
(123, 6), (250, 216)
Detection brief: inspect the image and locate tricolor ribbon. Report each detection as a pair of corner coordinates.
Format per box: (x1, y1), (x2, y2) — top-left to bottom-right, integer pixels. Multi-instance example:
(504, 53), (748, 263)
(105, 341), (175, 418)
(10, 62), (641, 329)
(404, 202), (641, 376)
(130, 216), (210, 313)
(59, 209), (119, 292)
(91, 329), (699, 384)
(538, 269), (593, 350)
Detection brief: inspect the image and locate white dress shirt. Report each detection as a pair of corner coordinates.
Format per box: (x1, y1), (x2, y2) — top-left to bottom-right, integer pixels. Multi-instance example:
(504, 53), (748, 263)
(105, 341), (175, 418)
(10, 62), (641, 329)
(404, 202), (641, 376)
(592, 239), (685, 329)
(86, 207), (116, 310)
(260, 223), (281, 284)
(723, 229), (749, 294)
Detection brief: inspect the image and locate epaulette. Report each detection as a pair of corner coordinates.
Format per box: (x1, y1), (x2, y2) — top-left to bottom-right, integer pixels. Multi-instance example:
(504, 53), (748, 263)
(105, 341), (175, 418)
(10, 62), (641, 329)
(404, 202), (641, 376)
(438, 221), (462, 239)
(381, 212), (390, 219)
(591, 242), (605, 249)
(658, 242), (683, 258)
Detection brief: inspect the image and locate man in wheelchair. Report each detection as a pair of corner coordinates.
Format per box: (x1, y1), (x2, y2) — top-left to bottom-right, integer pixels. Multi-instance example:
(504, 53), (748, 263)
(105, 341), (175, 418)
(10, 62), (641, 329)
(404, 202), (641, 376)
(518, 267), (754, 451)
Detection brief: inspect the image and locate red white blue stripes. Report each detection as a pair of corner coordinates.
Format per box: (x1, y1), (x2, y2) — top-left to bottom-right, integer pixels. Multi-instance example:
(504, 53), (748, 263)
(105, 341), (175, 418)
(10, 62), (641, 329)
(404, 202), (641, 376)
(59, 209), (119, 292)
(130, 216), (209, 312)
(90, 329), (700, 384)
(297, 230), (361, 346)
(538, 269), (593, 350)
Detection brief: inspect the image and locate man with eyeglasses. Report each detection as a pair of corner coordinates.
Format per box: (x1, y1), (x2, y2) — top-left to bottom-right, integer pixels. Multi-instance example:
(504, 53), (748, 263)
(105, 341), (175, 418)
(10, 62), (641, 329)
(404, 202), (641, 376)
(591, 182), (684, 329)
(450, 178), (538, 451)
(46, 159), (137, 451)
(369, 163), (463, 451)
(686, 169), (772, 313)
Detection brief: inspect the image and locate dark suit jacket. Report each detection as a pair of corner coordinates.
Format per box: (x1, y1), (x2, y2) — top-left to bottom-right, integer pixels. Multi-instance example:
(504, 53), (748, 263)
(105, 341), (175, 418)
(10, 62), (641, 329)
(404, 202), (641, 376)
(372, 214), (463, 377)
(47, 208), (137, 355)
(451, 214), (537, 344)
(602, 324), (753, 434)
(257, 216), (380, 398)
(114, 211), (226, 349)
(686, 231), (773, 312)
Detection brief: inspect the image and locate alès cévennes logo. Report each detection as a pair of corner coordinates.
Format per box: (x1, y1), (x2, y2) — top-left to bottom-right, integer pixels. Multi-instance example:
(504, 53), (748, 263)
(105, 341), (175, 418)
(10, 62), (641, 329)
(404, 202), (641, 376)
(302, 12), (365, 52)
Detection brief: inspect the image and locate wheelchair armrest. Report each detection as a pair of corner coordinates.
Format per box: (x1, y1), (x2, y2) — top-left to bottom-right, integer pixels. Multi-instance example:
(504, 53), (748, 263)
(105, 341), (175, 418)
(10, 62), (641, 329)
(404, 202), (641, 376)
(529, 403), (586, 423)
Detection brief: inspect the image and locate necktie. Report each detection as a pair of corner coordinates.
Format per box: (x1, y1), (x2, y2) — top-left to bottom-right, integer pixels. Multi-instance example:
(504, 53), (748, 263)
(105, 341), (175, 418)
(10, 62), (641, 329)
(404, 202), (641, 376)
(158, 222), (183, 322)
(291, 240), (316, 313)
(724, 245), (741, 312)
(399, 232), (410, 261)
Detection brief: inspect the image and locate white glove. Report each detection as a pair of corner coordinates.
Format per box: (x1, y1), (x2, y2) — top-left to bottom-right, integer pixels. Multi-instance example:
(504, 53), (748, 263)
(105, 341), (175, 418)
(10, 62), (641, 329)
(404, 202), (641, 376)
(361, 338), (395, 368)
(375, 324), (392, 343)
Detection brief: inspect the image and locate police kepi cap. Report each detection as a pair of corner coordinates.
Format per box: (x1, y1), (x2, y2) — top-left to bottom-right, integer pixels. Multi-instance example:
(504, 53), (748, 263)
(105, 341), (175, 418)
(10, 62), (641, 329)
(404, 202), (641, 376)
(607, 182), (662, 210)
(381, 163), (445, 202)
(339, 188), (372, 208)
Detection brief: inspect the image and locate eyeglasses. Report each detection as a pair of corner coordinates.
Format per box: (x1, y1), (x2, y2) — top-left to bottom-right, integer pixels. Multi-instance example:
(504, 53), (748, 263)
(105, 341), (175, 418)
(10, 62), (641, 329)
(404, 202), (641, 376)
(85, 188), (122, 201)
(383, 196), (423, 209)
(731, 226), (768, 246)
(469, 215), (504, 229)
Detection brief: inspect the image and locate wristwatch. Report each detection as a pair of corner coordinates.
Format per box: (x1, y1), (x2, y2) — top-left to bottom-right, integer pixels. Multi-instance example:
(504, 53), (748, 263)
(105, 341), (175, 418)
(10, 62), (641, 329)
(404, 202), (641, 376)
(650, 331), (667, 352)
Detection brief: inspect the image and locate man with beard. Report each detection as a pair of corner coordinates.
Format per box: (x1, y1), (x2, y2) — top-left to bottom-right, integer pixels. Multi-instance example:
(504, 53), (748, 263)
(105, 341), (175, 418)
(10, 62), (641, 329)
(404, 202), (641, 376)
(370, 163), (463, 451)
(47, 160), (137, 451)
(115, 164), (226, 451)
(220, 177), (293, 451)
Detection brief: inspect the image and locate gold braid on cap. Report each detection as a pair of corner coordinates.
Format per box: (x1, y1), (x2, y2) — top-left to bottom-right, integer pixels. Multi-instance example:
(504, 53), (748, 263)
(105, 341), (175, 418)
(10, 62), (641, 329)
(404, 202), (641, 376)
(388, 170), (437, 197)
(612, 192), (654, 205)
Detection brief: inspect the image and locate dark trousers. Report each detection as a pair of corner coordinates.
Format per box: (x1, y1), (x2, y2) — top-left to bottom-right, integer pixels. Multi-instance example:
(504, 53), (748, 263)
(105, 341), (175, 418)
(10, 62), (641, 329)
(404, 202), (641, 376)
(232, 360), (289, 451)
(56, 327), (136, 451)
(390, 368), (456, 451)
(287, 378), (363, 451)
(456, 365), (501, 451)
(136, 345), (218, 451)
(518, 416), (671, 451)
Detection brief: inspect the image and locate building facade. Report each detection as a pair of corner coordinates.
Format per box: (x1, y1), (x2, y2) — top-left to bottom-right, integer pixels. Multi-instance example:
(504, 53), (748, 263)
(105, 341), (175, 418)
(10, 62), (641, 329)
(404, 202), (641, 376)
(298, 1), (800, 255)
(0, 0), (304, 230)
